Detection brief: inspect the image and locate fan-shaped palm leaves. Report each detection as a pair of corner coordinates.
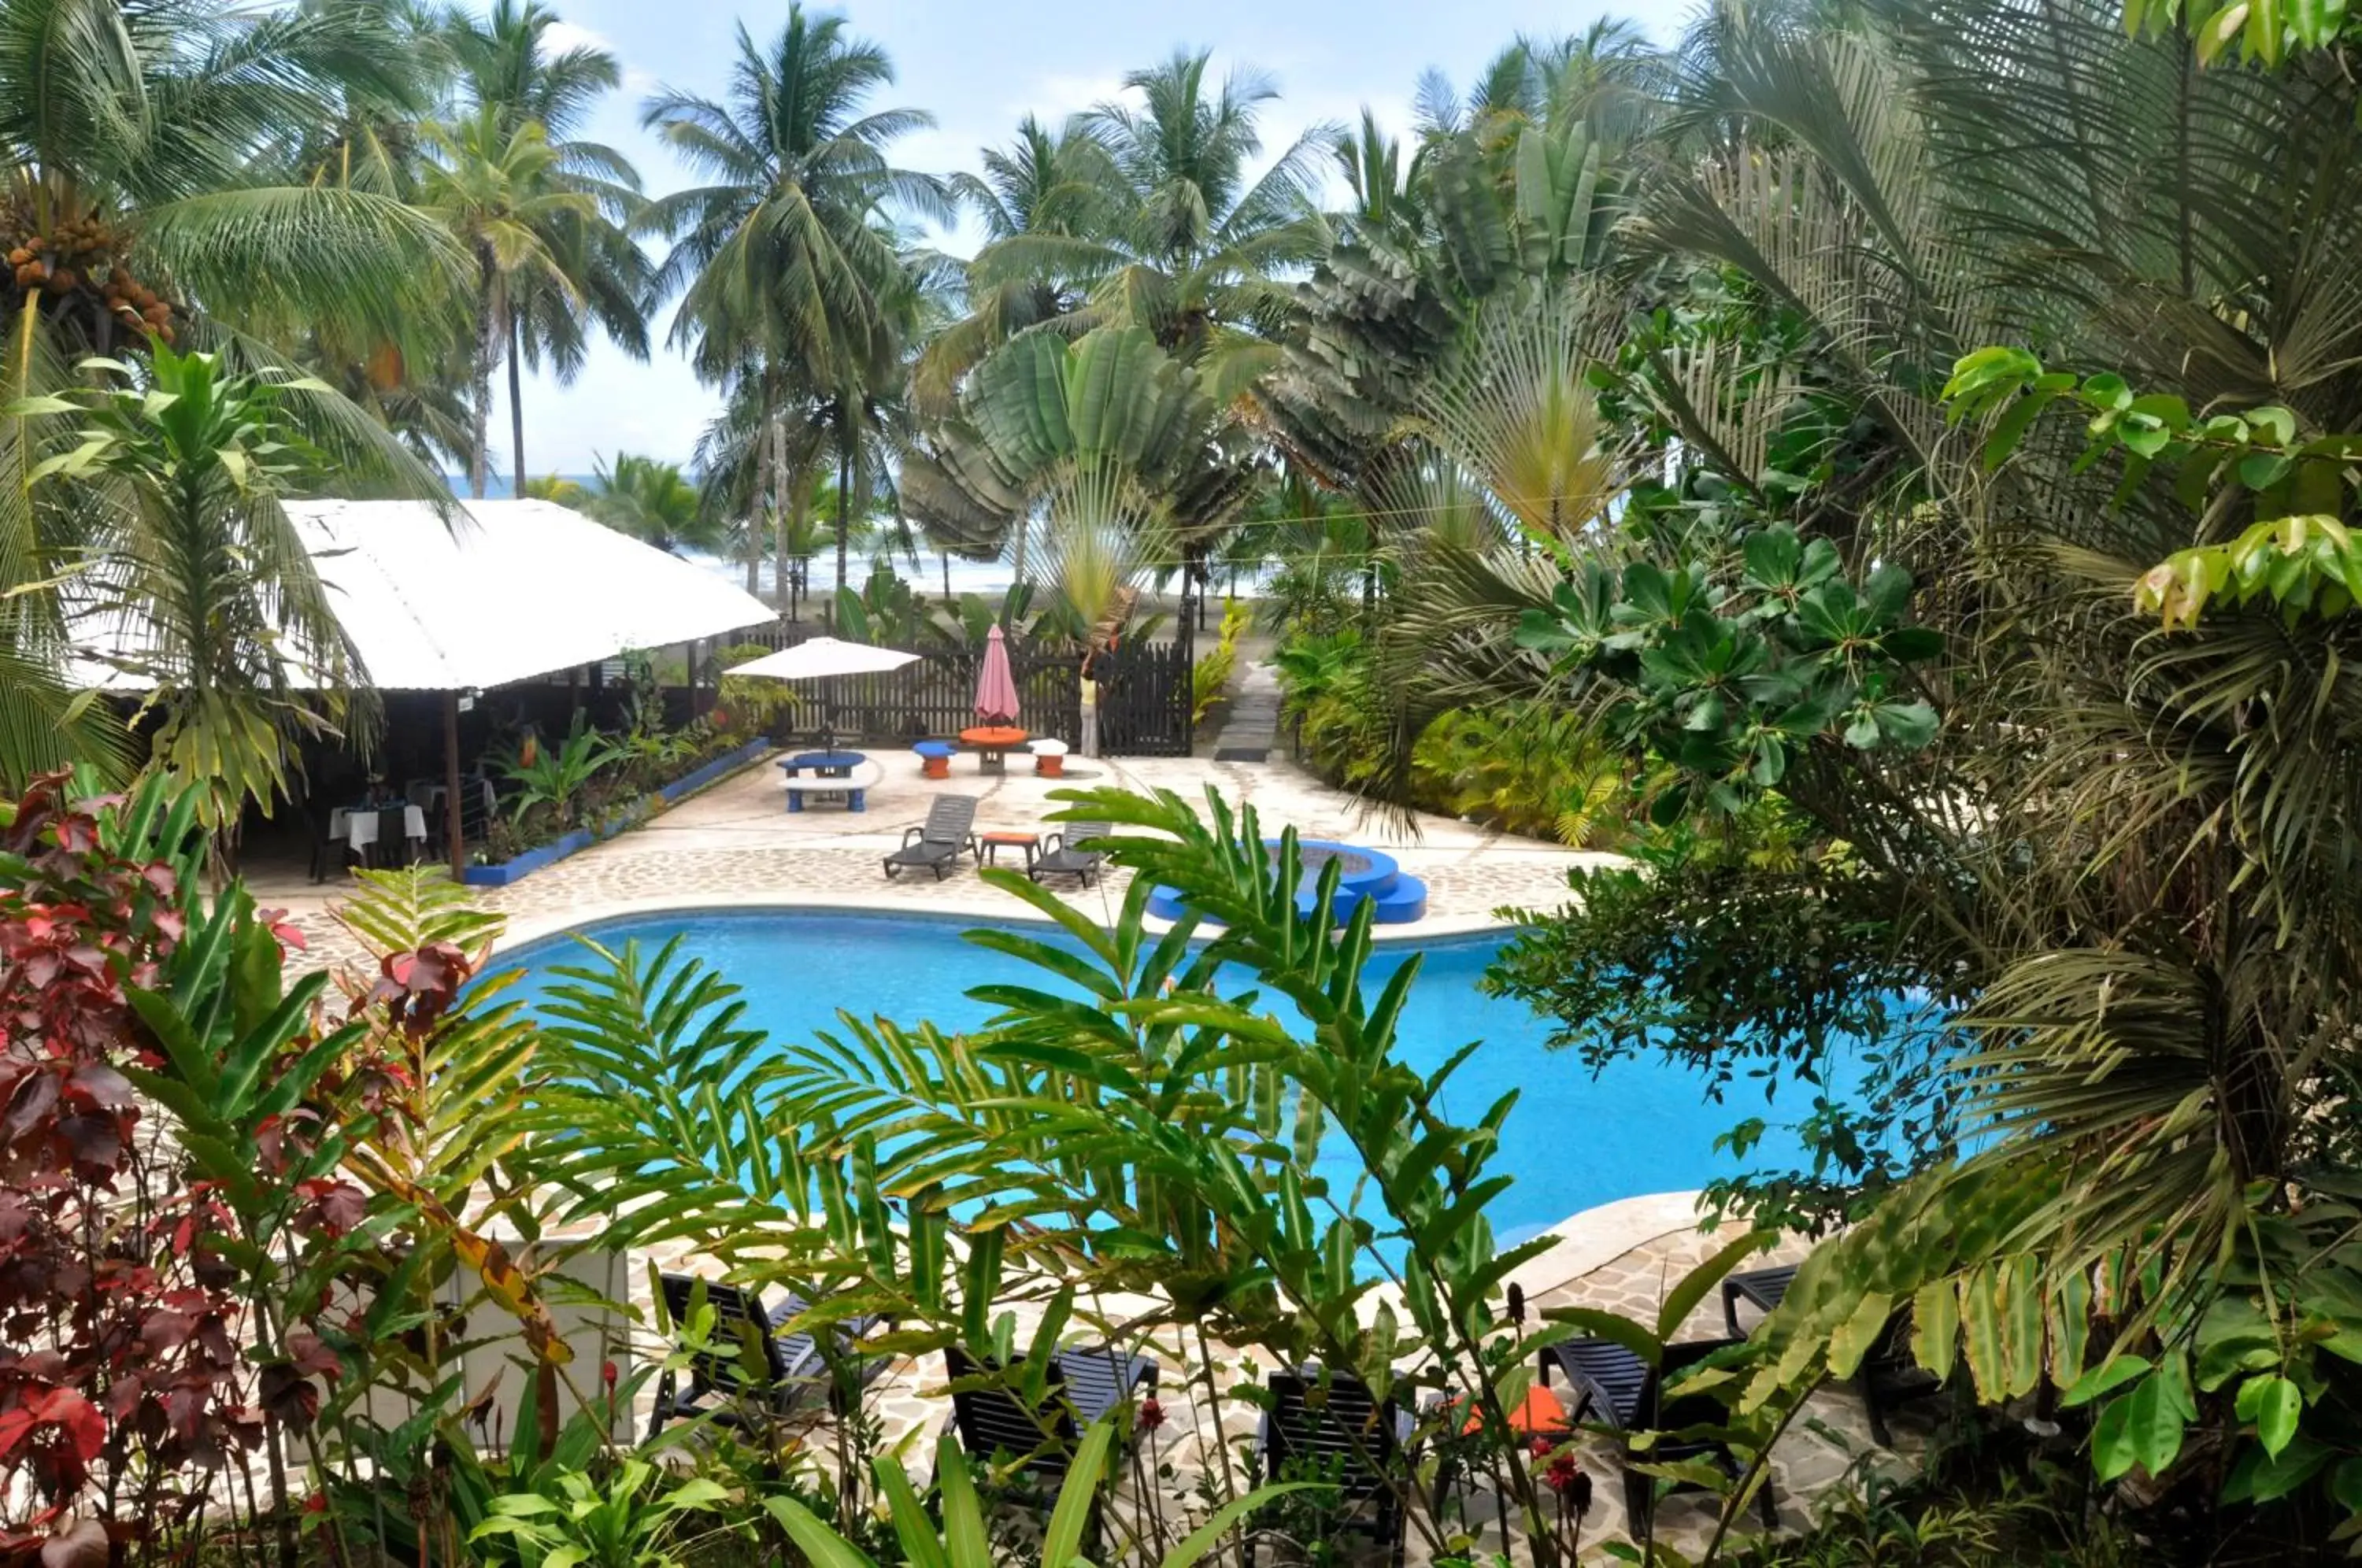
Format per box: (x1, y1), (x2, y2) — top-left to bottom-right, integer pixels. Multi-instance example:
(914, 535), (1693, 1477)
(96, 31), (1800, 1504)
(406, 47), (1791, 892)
(902, 324), (1238, 600)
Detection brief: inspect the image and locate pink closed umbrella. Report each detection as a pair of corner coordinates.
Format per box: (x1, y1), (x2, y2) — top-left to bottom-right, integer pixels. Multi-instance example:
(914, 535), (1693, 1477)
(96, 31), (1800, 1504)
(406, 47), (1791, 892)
(974, 623), (1021, 723)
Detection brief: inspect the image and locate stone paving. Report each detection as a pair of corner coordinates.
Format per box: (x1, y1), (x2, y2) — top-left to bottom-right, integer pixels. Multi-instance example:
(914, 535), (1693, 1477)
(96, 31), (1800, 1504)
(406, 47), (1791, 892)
(261, 745), (1618, 975)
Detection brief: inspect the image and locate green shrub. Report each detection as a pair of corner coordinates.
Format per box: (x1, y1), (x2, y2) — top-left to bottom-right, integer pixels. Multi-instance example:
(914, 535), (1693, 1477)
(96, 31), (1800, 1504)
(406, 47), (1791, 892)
(1191, 597), (1251, 721)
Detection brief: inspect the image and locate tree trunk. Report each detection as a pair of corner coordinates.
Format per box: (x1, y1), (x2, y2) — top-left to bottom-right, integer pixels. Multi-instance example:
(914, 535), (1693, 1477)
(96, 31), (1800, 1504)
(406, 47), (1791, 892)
(834, 427), (852, 597)
(508, 311), (527, 498)
(467, 253), (498, 501)
(771, 409), (790, 615)
(787, 472), (809, 622)
(941, 551), (950, 600)
(753, 370), (778, 601)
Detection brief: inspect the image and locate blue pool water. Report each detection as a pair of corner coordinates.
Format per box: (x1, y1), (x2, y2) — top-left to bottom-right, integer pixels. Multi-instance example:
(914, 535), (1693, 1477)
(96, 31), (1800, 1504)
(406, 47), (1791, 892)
(483, 909), (1865, 1249)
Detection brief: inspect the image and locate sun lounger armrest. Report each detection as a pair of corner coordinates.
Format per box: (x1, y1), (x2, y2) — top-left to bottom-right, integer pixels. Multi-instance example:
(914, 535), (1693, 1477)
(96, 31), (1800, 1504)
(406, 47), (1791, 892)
(901, 826), (927, 848)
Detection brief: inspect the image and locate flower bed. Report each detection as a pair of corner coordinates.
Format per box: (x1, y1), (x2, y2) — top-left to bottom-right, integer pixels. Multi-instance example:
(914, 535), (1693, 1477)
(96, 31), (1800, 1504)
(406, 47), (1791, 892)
(462, 737), (770, 886)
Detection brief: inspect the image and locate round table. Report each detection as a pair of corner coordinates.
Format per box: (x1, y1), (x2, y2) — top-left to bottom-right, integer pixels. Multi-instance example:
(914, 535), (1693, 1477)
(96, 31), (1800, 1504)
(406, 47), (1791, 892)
(912, 740), (957, 779)
(958, 726), (1028, 774)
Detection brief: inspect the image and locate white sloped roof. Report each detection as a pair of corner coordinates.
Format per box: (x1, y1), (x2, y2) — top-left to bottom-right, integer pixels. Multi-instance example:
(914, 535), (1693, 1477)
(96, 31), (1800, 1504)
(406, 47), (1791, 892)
(72, 498), (776, 692)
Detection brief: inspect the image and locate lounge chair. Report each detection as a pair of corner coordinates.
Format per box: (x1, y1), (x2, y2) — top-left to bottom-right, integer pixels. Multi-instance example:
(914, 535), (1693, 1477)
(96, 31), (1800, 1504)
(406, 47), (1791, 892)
(1723, 1263), (1936, 1446)
(646, 1274), (887, 1438)
(1252, 1366), (1414, 1567)
(939, 1343), (1160, 1485)
(1538, 1335), (1777, 1529)
(1029, 820), (1109, 886)
(883, 795), (979, 880)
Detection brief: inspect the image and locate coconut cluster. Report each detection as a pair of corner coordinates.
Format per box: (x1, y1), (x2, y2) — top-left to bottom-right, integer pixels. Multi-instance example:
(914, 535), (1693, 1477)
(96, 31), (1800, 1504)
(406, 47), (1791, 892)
(6, 209), (178, 344)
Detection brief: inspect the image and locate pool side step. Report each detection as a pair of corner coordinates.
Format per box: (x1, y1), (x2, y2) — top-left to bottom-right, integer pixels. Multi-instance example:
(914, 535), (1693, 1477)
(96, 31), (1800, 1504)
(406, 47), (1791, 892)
(1370, 875), (1428, 924)
(1146, 882), (1420, 926)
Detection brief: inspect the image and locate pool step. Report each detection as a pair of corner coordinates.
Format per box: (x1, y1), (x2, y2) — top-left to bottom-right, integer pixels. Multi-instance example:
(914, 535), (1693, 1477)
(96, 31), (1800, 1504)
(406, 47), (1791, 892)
(1146, 875), (1427, 926)
(1369, 875), (1428, 924)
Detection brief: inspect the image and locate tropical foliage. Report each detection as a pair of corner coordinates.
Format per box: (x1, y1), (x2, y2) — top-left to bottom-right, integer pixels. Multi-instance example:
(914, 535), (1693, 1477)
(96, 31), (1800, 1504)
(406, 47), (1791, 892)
(18, 0), (2362, 1559)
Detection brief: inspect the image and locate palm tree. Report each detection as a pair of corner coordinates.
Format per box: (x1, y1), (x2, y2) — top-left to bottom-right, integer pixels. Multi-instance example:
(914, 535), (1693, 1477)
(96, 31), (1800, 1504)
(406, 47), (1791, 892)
(1411, 20), (1668, 149)
(587, 453), (722, 556)
(0, 0), (461, 790)
(962, 50), (1332, 373)
(445, 0), (650, 493)
(416, 106), (596, 498)
(640, 5), (950, 607)
(30, 343), (366, 849)
(915, 115), (1105, 412)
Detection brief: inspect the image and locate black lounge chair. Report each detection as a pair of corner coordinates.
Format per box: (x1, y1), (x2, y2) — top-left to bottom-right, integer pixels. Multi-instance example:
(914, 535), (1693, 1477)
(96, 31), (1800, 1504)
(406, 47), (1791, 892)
(646, 1274), (887, 1438)
(939, 1343), (1159, 1484)
(1029, 821), (1109, 886)
(883, 795), (979, 880)
(1252, 1366), (1414, 1567)
(1539, 1335), (1777, 1530)
(1723, 1263), (1936, 1447)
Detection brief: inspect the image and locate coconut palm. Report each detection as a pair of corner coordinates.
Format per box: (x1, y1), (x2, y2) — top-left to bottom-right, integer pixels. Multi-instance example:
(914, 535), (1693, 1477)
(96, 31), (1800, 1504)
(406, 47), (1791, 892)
(962, 50), (1332, 375)
(0, 0), (461, 790)
(445, 0), (650, 492)
(416, 106), (596, 498)
(1412, 20), (1669, 150)
(587, 452), (722, 557)
(915, 114), (1106, 412)
(640, 5), (949, 608)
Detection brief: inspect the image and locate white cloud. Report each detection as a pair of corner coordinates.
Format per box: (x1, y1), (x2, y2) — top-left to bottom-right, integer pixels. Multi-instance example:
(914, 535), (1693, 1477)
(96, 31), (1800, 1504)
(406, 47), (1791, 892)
(1017, 72), (1131, 121)
(540, 19), (657, 94)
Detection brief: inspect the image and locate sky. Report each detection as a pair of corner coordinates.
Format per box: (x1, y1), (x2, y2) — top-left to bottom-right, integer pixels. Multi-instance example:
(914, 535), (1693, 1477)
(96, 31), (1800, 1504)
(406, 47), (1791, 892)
(504, 0), (1691, 476)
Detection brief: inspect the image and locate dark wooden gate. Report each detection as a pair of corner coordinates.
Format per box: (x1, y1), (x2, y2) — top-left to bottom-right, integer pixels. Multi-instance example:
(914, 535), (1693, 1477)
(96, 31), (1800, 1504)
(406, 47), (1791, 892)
(1096, 638), (1194, 757)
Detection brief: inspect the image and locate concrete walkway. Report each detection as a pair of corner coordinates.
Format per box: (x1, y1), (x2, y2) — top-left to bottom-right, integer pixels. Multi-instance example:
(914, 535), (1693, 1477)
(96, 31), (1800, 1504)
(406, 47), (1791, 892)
(1198, 642), (1282, 764)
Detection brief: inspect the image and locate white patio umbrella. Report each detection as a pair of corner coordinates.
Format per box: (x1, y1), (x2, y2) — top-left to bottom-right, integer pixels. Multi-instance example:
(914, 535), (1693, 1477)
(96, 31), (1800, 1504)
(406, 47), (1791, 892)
(727, 638), (920, 748)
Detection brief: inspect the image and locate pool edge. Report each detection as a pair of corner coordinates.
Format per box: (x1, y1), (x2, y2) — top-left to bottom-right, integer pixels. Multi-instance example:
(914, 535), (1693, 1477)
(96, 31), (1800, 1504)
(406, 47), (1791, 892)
(491, 889), (1523, 959)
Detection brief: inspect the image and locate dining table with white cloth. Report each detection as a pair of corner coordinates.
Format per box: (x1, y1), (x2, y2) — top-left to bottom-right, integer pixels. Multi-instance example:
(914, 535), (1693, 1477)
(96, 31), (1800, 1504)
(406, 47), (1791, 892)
(328, 804), (428, 853)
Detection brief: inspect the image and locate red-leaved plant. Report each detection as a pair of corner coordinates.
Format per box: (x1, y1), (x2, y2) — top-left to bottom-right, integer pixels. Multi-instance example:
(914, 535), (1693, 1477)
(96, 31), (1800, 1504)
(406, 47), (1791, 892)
(0, 773), (364, 1568)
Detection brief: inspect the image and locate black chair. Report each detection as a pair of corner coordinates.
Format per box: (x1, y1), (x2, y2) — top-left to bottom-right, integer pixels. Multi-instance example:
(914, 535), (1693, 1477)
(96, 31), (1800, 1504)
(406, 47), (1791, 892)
(1030, 821), (1109, 886)
(306, 799), (344, 883)
(939, 1343), (1159, 1485)
(883, 795), (979, 880)
(1722, 1263), (1935, 1447)
(646, 1274), (886, 1438)
(1253, 1366), (1414, 1567)
(1540, 1336), (1777, 1530)
(368, 804), (413, 870)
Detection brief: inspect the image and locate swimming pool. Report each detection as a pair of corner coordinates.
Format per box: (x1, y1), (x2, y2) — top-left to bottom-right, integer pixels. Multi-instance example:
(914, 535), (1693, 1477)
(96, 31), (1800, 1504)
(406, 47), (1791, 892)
(483, 908), (1863, 1248)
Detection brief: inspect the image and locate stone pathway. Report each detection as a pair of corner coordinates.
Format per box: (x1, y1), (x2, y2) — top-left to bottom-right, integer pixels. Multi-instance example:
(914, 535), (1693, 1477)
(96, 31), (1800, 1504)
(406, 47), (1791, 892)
(1199, 641), (1282, 764)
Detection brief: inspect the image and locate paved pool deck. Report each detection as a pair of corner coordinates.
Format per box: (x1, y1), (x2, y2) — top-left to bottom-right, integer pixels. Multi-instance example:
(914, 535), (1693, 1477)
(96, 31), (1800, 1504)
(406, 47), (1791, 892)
(261, 744), (1620, 971)
(257, 746), (1898, 1549)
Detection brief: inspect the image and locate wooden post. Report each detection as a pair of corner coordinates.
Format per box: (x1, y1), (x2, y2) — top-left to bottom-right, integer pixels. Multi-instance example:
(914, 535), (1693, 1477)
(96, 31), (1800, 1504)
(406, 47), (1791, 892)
(442, 690), (465, 878)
